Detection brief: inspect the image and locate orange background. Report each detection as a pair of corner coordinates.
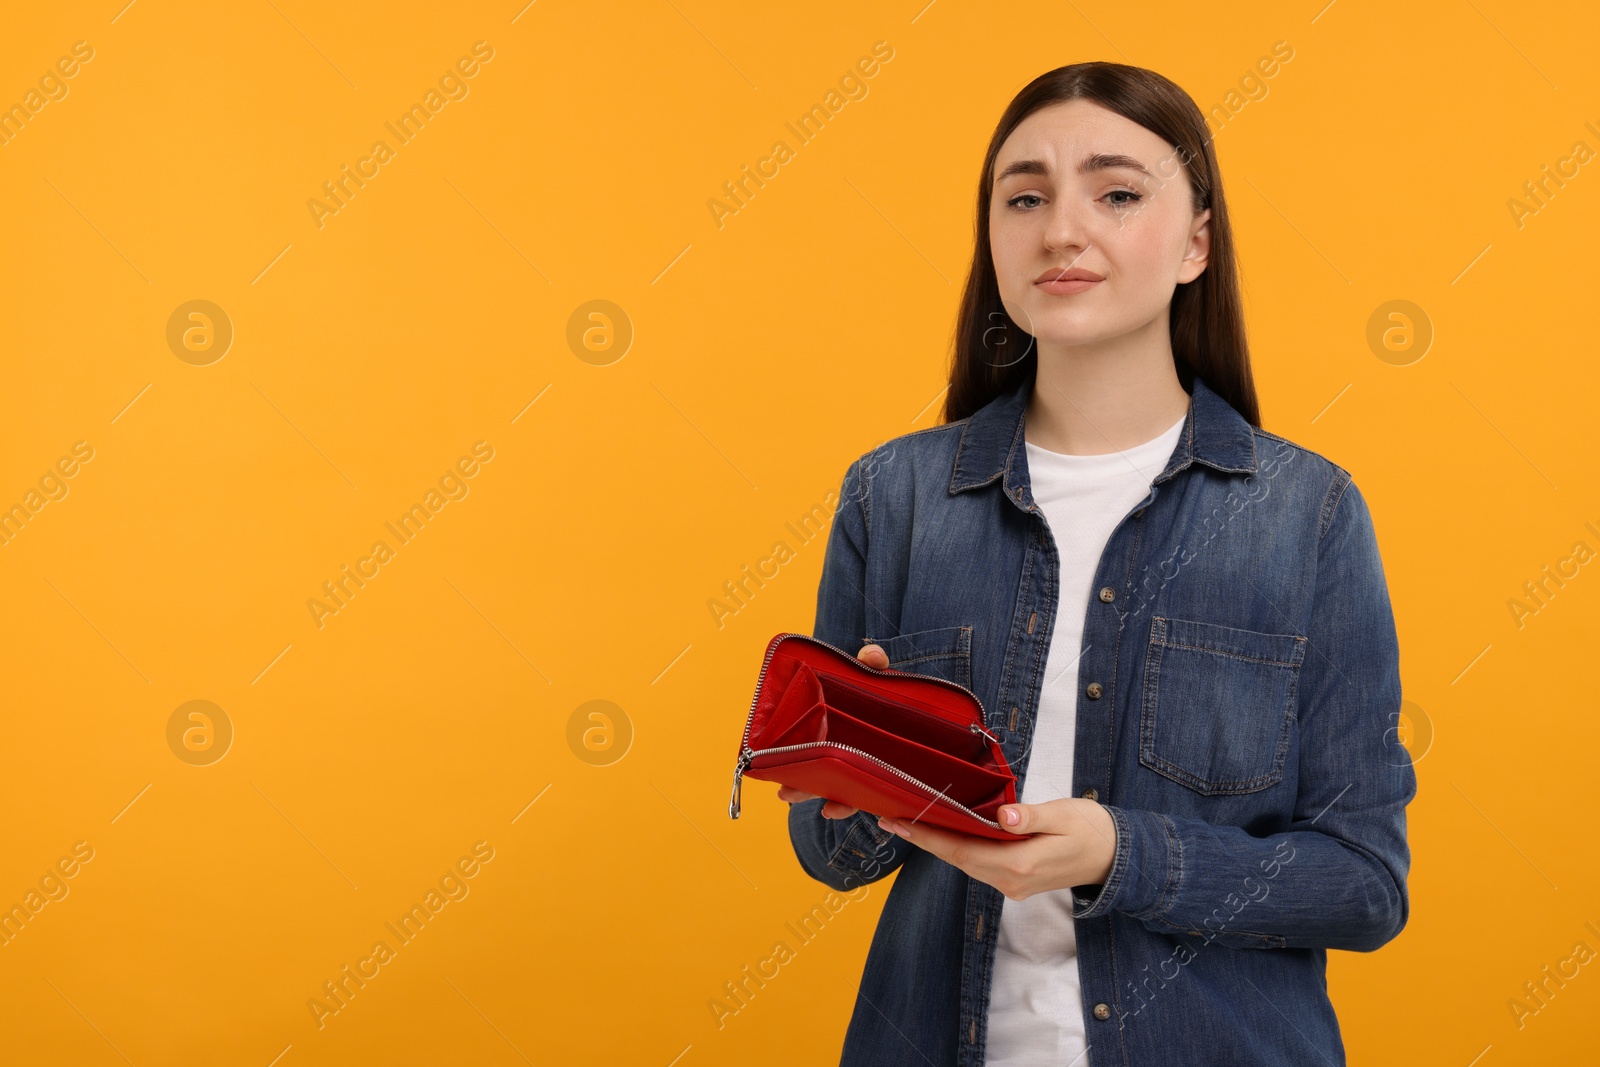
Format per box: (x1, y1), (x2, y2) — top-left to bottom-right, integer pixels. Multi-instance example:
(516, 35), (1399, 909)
(1, 1), (1596, 1063)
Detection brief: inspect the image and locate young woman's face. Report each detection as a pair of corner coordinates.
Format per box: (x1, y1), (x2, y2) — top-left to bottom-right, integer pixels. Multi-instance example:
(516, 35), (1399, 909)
(989, 98), (1211, 350)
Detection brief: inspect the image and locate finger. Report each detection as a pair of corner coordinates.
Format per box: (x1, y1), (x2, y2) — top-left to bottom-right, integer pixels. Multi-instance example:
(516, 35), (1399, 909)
(777, 786), (858, 819)
(999, 804), (1028, 833)
(857, 643), (889, 669)
(876, 814), (964, 857)
(998, 798), (1088, 835)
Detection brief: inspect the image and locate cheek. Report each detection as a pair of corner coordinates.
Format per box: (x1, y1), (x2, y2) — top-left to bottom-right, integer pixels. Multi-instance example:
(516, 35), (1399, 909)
(1104, 216), (1164, 261)
(989, 216), (1037, 295)
(1103, 217), (1185, 288)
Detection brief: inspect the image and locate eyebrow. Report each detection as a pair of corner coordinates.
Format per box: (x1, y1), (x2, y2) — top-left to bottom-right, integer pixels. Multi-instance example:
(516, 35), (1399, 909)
(994, 153), (1152, 182)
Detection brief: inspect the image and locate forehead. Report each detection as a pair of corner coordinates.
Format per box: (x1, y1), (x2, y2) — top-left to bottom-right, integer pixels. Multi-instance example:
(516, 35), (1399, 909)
(994, 99), (1175, 176)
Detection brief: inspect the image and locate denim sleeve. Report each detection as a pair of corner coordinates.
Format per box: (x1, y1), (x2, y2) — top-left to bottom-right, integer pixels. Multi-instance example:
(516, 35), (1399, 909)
(1070, 474), (1418, 953)
(786, 454), (915, 891)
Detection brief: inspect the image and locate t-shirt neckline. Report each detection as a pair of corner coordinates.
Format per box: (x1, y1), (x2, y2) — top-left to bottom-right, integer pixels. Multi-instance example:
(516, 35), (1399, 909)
(1023, 410), (1187, 469)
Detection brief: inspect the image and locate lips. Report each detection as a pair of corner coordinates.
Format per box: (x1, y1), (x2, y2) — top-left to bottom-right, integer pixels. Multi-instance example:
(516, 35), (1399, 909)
(1034, 267), (1104, 284)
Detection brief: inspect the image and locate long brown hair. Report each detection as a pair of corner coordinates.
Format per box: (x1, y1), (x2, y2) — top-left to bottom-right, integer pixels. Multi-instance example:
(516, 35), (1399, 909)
(943, 62), (1260, 427)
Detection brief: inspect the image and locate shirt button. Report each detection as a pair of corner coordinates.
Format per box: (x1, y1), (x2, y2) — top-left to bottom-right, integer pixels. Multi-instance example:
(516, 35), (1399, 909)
(1133, 508), (1145, 519)
(1093, 1003), (1111, 1020)
(1085, 682), (1103, 699)
(1098, 586), (1115, 603)
(1081, 787), (1098, 801)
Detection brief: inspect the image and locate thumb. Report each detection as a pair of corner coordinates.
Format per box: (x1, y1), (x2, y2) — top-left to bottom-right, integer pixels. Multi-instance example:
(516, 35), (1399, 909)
(997, 800), (1060, 834)
(857, 643), (889, 669)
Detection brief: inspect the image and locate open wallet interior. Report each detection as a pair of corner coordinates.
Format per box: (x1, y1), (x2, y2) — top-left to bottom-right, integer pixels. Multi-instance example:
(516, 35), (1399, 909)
(729, 633), (1025, 841)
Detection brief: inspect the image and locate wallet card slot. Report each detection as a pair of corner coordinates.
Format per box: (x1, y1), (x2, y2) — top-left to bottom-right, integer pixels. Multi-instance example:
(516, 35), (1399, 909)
(759, 662), (826, 742)
(766, 699), (826, 748)
(816, 673), (997, 767)
(819, 706), (1013, 808)
(746, 745), (1013, 832)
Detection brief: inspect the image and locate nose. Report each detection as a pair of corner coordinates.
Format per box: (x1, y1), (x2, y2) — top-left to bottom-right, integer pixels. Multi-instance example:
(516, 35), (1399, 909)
(1041, 197), (1091, 260)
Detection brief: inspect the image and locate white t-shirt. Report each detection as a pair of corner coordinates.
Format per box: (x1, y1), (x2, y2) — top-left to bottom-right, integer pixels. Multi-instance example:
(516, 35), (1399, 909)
(984, 409), (1186, 1066)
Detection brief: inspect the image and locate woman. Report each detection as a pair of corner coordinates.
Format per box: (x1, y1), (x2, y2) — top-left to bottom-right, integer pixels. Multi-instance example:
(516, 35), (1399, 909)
(776, 62), (1416, 1067)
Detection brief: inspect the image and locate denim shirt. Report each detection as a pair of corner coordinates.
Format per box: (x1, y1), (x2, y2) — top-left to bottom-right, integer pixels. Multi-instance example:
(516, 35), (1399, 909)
(786, 361), (1416, 1066)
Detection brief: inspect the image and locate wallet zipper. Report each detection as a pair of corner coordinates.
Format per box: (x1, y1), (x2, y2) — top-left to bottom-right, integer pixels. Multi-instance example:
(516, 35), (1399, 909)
(729, 632), (1000, 821)
(731, 738), (1004, 829)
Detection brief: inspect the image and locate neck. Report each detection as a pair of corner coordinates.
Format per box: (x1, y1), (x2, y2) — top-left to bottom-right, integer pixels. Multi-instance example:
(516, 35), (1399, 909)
(1023, 318), (1192, 455)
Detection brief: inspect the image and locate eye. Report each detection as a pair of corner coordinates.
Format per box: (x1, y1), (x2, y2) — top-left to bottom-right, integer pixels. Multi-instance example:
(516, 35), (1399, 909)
(1104, 189), (1142, 208)
(1005, 194), (1044, 210)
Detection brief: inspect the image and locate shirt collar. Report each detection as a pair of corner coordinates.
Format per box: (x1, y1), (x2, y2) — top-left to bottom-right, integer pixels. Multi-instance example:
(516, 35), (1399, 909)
(947, 360), (1259, 501)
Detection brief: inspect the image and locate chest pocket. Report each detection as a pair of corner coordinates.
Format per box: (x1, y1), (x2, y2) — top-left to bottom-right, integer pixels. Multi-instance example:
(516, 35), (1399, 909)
(863, 625), (973, 691)
(1139, 616), (1307, 795)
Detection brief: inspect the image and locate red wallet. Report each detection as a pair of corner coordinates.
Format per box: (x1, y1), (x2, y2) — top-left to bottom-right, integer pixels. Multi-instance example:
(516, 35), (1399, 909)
(728, 632), (1025, 841)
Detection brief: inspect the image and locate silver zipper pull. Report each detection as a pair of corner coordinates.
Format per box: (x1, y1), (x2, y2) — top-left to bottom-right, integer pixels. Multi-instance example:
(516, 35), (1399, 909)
(729, 748), (753, 819)
(969, 721), (1000, 744)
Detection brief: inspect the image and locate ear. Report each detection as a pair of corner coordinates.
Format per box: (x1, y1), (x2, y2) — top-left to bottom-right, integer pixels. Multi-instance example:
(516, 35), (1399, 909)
(1178, 208), (1211, 284)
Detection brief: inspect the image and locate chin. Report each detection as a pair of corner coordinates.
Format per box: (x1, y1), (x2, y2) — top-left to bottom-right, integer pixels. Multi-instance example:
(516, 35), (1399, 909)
(1022, 310), (1109, 347)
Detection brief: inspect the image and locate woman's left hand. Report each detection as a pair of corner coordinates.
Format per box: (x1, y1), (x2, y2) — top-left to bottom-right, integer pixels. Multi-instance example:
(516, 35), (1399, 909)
(877, 798), (1117, 901)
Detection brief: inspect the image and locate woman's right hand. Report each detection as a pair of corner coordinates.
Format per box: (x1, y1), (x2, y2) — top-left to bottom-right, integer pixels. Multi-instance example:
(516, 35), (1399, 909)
(775, 642), (889, 819)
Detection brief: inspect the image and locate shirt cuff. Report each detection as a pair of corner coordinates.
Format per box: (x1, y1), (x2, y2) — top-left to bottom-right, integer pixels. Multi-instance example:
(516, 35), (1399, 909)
(1070, 805), (1181, 920)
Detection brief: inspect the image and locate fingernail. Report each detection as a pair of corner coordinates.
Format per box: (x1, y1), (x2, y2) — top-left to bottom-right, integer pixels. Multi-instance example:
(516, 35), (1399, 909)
(1003, 808), (1019, 826)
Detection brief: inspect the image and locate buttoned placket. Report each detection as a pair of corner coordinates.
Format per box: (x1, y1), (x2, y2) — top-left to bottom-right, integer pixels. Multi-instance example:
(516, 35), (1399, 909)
(959, 470), (1163, 1066)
